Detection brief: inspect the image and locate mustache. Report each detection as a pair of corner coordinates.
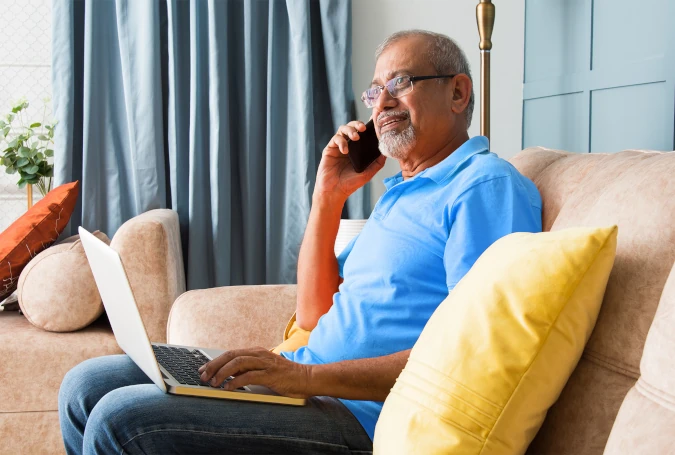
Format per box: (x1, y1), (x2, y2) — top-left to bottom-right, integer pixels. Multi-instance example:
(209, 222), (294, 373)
(377, 110), (410, 123)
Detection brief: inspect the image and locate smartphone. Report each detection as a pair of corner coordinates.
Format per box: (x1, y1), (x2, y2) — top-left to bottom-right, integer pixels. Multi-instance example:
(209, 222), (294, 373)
(347, 119), (381, 173)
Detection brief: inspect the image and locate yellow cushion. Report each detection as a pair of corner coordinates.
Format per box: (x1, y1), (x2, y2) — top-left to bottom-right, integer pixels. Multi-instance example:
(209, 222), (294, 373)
(271, 313), (311, 354)
(374, 226), (618, 454)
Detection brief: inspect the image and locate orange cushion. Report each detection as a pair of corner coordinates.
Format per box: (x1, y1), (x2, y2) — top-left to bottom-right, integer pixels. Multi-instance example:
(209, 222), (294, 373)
(0, 181), (79, 301)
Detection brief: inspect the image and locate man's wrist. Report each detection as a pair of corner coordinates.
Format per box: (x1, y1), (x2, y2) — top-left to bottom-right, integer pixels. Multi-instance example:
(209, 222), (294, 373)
(312, 191), (347, 209)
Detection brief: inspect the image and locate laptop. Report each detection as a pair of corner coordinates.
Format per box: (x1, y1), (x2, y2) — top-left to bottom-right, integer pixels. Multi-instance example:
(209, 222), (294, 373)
(78, 226), (305, 406)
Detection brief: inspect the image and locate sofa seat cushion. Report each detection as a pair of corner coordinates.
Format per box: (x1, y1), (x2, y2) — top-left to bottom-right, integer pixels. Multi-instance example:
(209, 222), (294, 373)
(0, 311), (121, 412)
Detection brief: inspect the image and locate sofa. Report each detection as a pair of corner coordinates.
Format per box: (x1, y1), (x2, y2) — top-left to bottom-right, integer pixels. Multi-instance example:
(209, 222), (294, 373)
(2, 147), (674, 454)
(0, 209), (185, 455)
(168, 147), (675, 454)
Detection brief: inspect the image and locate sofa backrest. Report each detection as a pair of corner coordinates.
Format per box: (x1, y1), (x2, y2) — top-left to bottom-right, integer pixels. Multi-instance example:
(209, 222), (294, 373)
(509, 147), (675, 454)
(603, 262), (675, 454)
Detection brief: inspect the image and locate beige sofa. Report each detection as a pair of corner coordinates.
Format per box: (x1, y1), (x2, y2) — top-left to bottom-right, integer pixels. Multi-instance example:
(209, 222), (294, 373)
(0, 209), (185, 455)
(168, 147), (675, 454)
(3, 147), (674, 454)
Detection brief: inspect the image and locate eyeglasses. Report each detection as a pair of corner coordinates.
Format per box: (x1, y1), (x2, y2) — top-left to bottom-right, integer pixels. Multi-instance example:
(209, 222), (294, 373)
(361, 74), (456, 108)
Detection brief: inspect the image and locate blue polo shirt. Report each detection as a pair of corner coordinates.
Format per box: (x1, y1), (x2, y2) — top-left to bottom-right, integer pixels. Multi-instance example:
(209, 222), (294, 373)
(281, 136), (542, 439)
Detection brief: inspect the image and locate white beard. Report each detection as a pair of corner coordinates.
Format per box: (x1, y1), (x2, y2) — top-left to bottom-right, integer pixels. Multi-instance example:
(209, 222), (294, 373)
(378, 121), (417, 160)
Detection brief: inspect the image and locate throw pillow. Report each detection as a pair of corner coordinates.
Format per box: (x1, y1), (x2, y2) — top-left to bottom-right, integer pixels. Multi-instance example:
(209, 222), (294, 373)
(17, 230), (110, 332)
(271, 314), (311, 354)
(0, 181), (79, 302)
(374, 226), (618, 455)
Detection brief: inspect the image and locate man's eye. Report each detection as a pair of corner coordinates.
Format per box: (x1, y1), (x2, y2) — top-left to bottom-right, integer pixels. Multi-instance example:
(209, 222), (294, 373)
(395, 77), (404, 86)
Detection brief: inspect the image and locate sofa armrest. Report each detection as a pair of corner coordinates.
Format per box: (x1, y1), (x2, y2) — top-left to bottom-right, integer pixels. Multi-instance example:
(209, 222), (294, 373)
(111, 209), (186, 343)
(167, 285), (297, 350)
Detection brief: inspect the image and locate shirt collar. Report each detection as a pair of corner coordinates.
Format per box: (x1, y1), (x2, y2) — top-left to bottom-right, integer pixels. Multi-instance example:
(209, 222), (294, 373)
(382, 136), (490, 190)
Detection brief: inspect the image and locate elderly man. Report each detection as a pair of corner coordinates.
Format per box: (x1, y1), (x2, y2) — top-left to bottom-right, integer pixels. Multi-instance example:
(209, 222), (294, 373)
(59, 30), (541, 454)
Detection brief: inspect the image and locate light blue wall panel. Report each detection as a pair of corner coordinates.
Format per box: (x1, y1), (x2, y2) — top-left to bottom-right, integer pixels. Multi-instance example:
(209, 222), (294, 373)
(591, 83), (672, 152)
(523, 93), (586, 152)
(592, 0), (667, 71)
(524, 0), (588, 82)
(523, 0), (674, 153)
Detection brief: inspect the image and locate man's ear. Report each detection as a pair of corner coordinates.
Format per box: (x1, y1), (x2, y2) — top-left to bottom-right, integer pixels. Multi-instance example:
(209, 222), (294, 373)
(450, 74), (472, 116)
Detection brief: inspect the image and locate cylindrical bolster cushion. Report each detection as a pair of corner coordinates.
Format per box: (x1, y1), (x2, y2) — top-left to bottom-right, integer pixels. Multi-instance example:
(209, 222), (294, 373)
(17, 231), (110, 332)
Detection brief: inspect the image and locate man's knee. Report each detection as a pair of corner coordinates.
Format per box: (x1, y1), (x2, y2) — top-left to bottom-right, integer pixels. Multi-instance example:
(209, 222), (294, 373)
(82, 385), (164, 454)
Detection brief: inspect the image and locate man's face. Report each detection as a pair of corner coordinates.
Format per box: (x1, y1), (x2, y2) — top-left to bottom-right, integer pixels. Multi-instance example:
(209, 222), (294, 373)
(371, 36), (458, 161)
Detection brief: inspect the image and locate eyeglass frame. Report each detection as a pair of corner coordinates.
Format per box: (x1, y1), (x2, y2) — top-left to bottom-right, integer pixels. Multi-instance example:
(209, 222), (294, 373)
(361, 74), (457, 108)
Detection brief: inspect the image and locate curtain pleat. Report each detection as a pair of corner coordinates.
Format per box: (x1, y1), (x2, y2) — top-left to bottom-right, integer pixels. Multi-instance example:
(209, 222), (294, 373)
(52, 0), (367, 288)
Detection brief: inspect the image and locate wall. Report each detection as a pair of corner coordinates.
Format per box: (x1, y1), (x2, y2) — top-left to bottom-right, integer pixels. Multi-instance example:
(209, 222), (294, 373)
(0, 0), (51, 232)
(522, 0), (675, 154)
(351, 0), (525, 209)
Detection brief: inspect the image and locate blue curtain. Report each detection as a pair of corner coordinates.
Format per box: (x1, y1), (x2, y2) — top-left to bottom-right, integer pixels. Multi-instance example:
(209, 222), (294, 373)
(52, 0), (367, 288)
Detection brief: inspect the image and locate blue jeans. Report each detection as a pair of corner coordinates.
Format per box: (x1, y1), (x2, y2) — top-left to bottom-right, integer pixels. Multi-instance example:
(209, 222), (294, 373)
(58, 355), (373, 454)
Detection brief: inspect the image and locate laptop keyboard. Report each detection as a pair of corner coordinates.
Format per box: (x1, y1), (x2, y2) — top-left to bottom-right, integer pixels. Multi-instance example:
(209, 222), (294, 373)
(152, 344), (231, 389)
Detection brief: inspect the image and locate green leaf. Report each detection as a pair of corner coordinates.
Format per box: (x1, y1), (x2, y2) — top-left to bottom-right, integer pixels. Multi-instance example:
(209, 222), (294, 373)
(29, 122), (41, 128)
(45, 148), (54, 157)
(35, 152), (45, 162)
(8, 138), (18, 149)
(3, 127), (9, 137)
(6, 166), (16, 175)
(25, 165), (39, 174)
(38, 135), (49, 141)
(0, 120), (5, 129)
(26, 176), (40, 184)
(7, 113), (15, 123)
(16, 157), (29, 167)
(17, 178), (26, 189)
(18, 146), (31, 158)
(46, 168), (54, 177)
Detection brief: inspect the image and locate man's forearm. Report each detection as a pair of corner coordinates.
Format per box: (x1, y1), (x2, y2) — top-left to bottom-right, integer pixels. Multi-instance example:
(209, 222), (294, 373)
(296, 194), (346, 330)
(307, 349), (411, 402)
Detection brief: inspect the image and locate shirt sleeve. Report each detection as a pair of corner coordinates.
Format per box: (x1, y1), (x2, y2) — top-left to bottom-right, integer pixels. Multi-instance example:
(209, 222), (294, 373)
(336, 234), (359, 278)
(444, 175), (542, 290)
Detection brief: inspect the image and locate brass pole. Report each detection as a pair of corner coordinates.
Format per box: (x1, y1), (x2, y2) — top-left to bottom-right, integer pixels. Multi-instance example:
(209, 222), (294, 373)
(476, 0), (495, 141)
(27, 184), (33, 209)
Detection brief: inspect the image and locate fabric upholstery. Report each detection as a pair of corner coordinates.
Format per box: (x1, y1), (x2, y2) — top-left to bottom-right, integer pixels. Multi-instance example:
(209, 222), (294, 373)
(510, 148), (675, 454)
(17, 230), (110, 332)
(604, 262), (675, 454)
(0, 181), (79, 302)
(0, 411), (64, 455)
(167, 285), (298, 350)
(110, 209), (185, 343)
(374, 227), (617, 454)
(1, 209), (184, 454)
(0, 311), (120, 413)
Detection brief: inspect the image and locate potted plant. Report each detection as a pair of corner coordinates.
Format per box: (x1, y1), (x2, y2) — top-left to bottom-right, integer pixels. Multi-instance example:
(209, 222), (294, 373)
(0, 98), (55, 197)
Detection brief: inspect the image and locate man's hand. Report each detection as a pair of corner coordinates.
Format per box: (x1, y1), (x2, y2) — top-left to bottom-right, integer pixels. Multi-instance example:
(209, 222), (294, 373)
(198, 348), (311, 398)
(314, 120), (386, 202)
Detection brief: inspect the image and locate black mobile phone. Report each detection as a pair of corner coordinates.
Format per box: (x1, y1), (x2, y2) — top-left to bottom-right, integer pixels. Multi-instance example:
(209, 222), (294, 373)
(347, 119), (381, 173)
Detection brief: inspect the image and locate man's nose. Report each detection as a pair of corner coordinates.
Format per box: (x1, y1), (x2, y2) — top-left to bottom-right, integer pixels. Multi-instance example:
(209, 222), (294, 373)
(374, 88), (398, 113)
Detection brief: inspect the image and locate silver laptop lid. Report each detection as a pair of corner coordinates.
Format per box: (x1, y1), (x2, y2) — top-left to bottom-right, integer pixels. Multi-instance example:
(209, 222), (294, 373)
(79, 226), (167, 392)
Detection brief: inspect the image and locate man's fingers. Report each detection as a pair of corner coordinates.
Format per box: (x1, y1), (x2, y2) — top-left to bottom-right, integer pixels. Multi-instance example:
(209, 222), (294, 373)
(222, 370), (265, 391)
(210, 356), (266, 387)
(347, 120), (367, 132)
(198, 349), (239, 378)
(328, 134), (349, 155)
(338, 125), (360, 140)
(199, 348), (265, 380)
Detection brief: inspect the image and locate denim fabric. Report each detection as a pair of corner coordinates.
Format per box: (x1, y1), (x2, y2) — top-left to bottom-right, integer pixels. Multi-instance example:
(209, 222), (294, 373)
(58, 355), (372, 455)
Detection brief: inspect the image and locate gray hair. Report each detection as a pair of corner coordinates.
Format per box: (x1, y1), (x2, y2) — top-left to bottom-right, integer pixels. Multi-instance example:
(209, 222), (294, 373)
(375, 30), (475, 128)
